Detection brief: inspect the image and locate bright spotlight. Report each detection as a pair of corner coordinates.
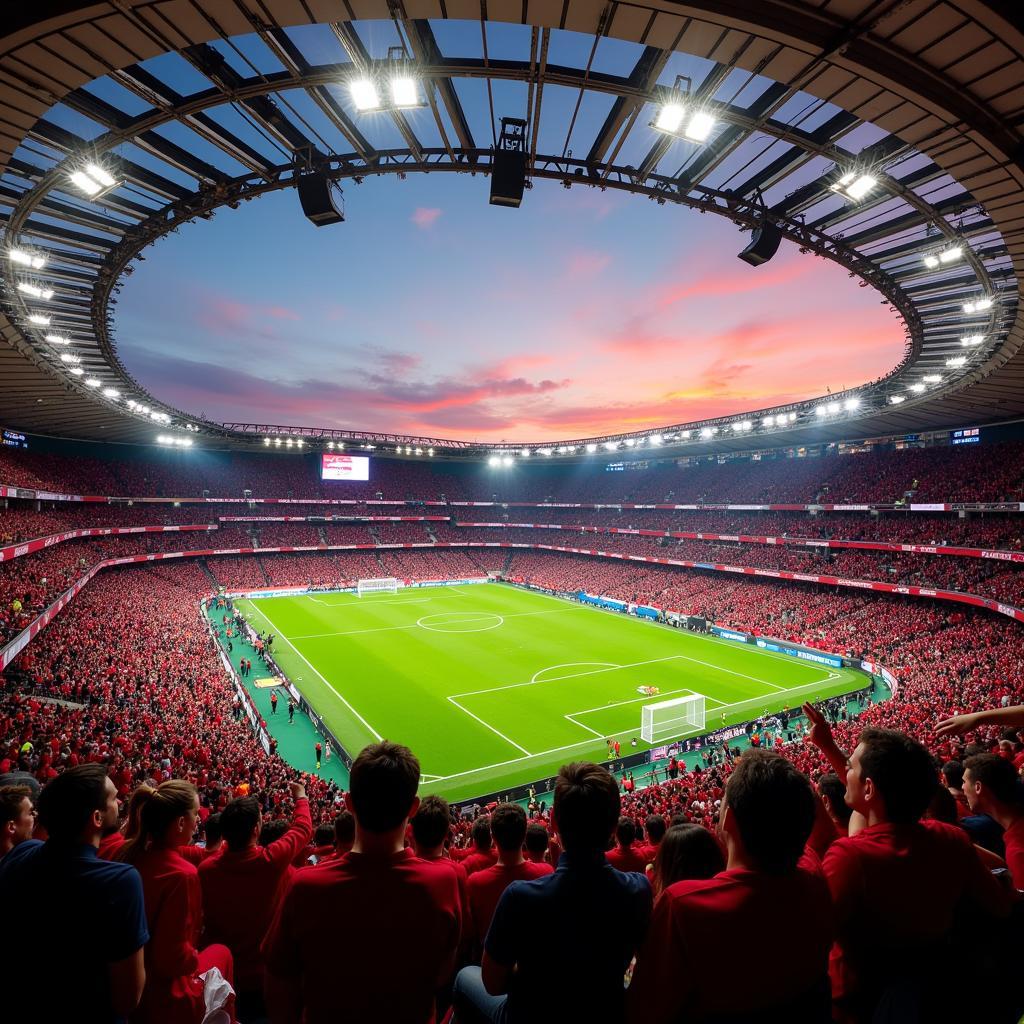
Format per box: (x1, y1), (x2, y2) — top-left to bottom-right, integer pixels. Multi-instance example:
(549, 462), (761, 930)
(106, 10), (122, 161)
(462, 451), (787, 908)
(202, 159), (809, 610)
(17, 282), (53, 300)
(70, 163), (120, 198)
(488, 455), (501, 467)
(586, 443), (597, 453)
(45, 334), (69, 345)
(815, 406), (828, 417)
(844, 398), (860, 411)
(889, 395), (905, 404)
(830, 171), (877, 201)
(684, 111), (716, 142)
(9, 248), (46, 269)
(946, 355), (967, 368)
(909, 383), (926, 393)
(699, 427), (713, 439)
(521, 448), (530, 457)
(85, 377), (100, 387)
(70, 170), (102, 196)
(826, 402), (840, 414)
(264, 438), (271, 445)
(59, 353), (79, 363)
(923, 375), (941, 383)
(680, 430), (691, 439)
(102, 387), (119, 398)
(604, 441), (619, 451)
(624, 438), (635, 447)
(940, 246), (962, 264)
(923, 255), (939, 269)
(350, 79), (380, 111)
(648, 434), (662, 445)
(28, 314), (51, 326)
(960, 334), (984, 346)
(502, 455), (513, 466)
(86, 163), (116, 188)
(963, 297), (992, 314)
(391, 77), (418, 107)
(654, 103), (685, 133)
(69, 367), (84, 376)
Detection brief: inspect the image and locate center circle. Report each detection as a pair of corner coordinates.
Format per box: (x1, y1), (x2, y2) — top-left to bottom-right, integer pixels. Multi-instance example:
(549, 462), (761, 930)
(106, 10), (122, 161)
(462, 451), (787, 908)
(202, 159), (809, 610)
(416, 612), (505, 633)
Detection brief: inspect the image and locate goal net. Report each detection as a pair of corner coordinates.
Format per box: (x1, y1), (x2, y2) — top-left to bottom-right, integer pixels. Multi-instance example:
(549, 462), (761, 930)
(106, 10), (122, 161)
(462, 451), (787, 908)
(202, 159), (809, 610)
(356, 577), (400, 597)
(640, 694), (706, 744)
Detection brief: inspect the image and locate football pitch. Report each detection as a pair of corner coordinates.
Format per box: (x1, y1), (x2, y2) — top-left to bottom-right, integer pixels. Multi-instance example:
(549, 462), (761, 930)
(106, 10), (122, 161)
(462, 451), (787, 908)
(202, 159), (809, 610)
(235, 583), (863, 803)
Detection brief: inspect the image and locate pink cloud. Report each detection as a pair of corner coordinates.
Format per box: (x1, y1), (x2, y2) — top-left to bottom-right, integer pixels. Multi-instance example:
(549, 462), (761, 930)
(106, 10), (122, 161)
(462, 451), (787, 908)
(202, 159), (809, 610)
(411, 207), (442, 229)
(651, 257), (816, 312)
(566, 248), (611, 279)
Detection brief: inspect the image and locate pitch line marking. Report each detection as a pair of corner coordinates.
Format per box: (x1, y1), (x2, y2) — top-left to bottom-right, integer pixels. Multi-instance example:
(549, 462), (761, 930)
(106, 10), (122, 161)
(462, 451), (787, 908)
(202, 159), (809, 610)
(417, 612), (504, 633)
(446, 696), (532, 756)
(426, 676), (851, 784)
(567, 688), (728, 718)
(564, 715), (605, 737)
(248, 601), (384, 742)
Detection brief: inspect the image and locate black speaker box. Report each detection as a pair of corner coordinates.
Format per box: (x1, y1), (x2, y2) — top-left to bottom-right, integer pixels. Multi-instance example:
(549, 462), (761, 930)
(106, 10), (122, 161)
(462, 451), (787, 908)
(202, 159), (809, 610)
(737, 222), (782, 267)
(298, 174), (345, 226)
(489, 149), (527, 208)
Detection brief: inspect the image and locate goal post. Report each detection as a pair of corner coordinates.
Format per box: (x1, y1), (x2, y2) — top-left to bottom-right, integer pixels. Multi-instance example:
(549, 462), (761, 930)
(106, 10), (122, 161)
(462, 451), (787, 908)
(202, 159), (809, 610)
(640, 694), (706, 744)
(356, 577), (400, 597)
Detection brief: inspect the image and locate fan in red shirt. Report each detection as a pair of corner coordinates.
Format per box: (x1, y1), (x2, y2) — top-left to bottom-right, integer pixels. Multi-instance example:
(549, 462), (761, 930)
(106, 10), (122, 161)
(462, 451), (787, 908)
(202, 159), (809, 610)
(263, 742), (461, 1024)
(524, 822), (551, 865)
(197, 780), (312, 1018)
(804, 705), (1011, 1023)
(605, 816), (649, 873)
(459, 815), (498, 876)
(628, 750), (833, 1024)
(962, 753), (1024, 887)
(115, 780), (235, 1024)
(310, 809), (355, 867)
(466, 803), (552, 952)
(635, 813), (666, 864)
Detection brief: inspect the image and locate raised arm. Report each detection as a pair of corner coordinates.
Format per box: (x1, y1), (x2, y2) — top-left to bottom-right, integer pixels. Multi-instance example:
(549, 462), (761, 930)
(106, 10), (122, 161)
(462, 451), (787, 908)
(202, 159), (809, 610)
(935, 706), (1024, 738)
(801, 702), (850, 782)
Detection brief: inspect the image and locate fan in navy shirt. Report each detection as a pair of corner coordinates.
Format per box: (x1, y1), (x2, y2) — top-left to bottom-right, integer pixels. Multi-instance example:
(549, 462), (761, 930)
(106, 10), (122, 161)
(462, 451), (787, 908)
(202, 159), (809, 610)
(0, 764), (149, 1024)
(454, 762), (652, 1024)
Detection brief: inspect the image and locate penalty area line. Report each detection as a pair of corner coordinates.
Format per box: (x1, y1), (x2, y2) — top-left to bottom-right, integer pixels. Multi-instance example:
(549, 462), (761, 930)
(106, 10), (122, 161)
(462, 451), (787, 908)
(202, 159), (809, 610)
(446, 696), (532, 756)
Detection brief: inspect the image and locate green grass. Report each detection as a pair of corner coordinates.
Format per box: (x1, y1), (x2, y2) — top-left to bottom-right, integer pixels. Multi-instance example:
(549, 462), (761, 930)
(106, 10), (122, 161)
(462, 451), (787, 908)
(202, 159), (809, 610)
(235, 583), (863, 803)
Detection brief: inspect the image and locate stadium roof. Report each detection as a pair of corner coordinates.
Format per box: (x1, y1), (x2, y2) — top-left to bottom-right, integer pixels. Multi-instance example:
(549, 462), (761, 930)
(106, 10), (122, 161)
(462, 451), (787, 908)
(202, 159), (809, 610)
(0, 0), (1022, 459)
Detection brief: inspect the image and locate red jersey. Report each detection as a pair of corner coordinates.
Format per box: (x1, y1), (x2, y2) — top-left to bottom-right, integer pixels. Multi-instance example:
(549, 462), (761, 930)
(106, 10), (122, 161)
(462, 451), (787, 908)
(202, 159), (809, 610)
(466, 860), (553, 947)
(263, 848), (461, 1024)
(628, 853), (833, 1023)
(823, 819), (1009, 1005)
(460, 847), (498, 876)
(606, 844), (649, 874)
(198, 798), (312, 993)
(998, 816), (1024, 889)
(98, 831), (126, 860)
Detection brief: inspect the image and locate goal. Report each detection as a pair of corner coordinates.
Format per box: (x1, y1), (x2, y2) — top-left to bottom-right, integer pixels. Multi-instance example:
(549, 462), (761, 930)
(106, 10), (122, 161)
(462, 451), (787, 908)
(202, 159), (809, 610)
(356, 577), (400, 597)
(640, 694), (706, 744)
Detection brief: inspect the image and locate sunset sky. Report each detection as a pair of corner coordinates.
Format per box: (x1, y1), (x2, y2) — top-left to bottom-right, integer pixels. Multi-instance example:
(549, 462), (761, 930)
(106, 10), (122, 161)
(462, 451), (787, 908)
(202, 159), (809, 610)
(105, 21), (904, 443)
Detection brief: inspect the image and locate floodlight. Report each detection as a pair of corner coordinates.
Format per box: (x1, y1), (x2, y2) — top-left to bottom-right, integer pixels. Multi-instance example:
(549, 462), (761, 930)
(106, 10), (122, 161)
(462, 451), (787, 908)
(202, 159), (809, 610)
(844, 398), (860, 411)
(586, 443), (597, 453)
(557, 446), (568, 454)
(815, 406), (828, 417)
(960, 335), (984, 346)
(391, 77), (418, 107)
(889, 395), (905, 404)
(427, 448), (434, 456)
(274, 438), (282, 446)
(350, 79), (380, 111)
(680, 430), (691, 439)
(940, 246), (962, 264)
(827, 402), (840, 414)
(17, 282), (53, 300)
(70, 170), (102, 196)
(539, 448), (553, 456)
(69, 367), (84, 376)
(649, 434), (662, 445)
(654, 103), (686, 133)
(763, 415), (775, 426)
(923, 375), (941, 383)
(59, 353), (79, 363)
(502, 455), (513, 466)
(9, 248), (45, 269)
(923, 255), (939, 269)
(741, 420), (752, 431)
(909, 383), (926, 393)
(946, 356), (967, 367)
(327, 441), (334, 449)
(45, 334), (69, 345)
(102, 387), (119, 398)
(625, 438), (635, 447)
(605, 441), (619, 450)
(264, 438), (271, 445)
(521, 448), (530, 457)
(28, 314), (50, 326)
(831, 171), (876, 201)
(86, 163), (115, 188)
(297, 439), (304, 448)
(414, 448), (422, 455)
(85, 377), (100, 387)
(488, 455), (501, 467)
(685, 111), (715, 142)
(699, 427), (713, 439)
(963, 297), (992, 314)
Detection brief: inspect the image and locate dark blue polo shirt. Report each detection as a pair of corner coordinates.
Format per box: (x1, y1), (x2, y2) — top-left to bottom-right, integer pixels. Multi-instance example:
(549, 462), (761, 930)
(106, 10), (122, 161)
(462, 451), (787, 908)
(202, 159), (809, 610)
(485, 849), (652, 1023)
(0, 839), (149, 1023)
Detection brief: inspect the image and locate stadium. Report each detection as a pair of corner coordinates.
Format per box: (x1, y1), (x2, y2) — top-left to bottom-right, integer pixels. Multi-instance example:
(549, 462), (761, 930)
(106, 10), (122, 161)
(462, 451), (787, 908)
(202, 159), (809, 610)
(1, 1), (1023, 1022)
